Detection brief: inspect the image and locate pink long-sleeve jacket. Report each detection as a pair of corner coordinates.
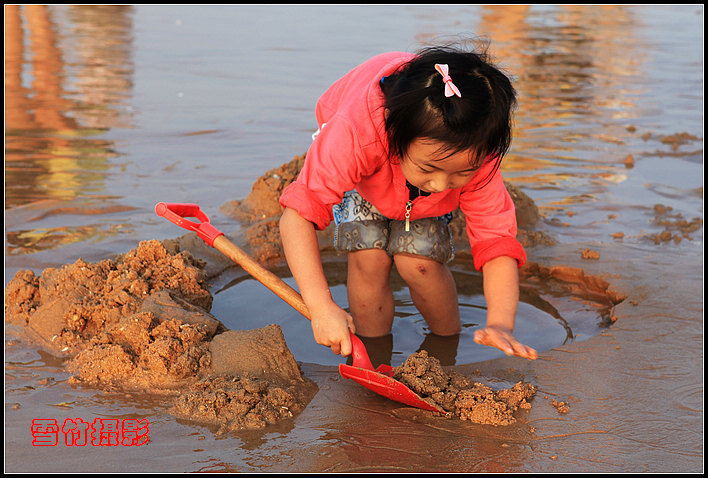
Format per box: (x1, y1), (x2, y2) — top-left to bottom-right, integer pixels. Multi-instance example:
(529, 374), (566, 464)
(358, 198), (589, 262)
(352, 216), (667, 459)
(279, 52), (526, 271)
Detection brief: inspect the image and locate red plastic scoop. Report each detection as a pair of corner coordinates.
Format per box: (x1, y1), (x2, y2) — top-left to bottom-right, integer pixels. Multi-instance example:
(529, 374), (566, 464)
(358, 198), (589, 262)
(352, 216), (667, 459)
(340, 333), (446, 413)
(155, 202), (446, 414)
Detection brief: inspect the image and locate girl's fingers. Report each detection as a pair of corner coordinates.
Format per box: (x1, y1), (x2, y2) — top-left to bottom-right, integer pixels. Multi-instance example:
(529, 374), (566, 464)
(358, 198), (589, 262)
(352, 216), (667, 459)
(473, 328), (488, 344)
(339, 335), (353, 357)
(474, 328), (537, 359)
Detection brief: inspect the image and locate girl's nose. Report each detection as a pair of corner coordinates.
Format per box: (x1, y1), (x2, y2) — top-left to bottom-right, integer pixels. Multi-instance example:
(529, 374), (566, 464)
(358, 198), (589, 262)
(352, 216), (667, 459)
(428, 175), (450, 193)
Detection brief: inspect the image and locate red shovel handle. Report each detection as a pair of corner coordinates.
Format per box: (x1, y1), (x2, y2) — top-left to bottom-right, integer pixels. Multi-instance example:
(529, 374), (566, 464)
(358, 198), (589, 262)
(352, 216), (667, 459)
(155, 202), (224, 247)
(349, 332), (374, 370)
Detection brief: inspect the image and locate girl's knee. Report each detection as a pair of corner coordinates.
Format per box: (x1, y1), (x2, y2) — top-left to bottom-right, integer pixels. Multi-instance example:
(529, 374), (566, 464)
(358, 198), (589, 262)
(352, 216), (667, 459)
(348, 249), (392, 277)
(394, 254), (445, 284)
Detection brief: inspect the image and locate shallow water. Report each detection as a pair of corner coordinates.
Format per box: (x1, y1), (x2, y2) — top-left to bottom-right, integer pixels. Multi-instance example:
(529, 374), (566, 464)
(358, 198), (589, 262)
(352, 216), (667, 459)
(4, 4), (703, 473)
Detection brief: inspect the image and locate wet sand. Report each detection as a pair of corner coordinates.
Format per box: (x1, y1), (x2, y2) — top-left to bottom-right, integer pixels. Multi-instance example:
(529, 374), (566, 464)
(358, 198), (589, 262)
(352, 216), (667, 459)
(4, 225), (702, 472)
(5, 273), (702, 474)
(5, 239), (319, 433)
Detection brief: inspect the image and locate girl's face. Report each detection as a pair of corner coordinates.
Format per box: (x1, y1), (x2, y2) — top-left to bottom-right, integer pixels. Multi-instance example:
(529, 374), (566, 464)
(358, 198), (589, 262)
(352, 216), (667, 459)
(400, 138), (479, 193)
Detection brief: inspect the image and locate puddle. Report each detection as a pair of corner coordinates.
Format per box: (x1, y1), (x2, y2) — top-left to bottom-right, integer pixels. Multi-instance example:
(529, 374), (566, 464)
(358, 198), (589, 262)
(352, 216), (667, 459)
(210, 258), (616, 367)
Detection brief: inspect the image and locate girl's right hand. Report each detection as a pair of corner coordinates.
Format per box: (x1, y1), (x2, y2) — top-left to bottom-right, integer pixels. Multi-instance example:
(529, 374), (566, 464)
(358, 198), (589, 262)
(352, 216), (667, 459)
(309, 300), (356, 357)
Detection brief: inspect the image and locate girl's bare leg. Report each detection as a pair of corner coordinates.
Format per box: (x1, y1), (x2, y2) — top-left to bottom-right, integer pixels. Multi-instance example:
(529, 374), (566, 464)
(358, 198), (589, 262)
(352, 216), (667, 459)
(346, 249), (395, 337)
(393, 254), (460, 336)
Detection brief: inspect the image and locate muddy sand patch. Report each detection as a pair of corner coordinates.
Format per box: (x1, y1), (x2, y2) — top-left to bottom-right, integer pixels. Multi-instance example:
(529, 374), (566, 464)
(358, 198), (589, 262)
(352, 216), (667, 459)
(5, 240), (317, 432)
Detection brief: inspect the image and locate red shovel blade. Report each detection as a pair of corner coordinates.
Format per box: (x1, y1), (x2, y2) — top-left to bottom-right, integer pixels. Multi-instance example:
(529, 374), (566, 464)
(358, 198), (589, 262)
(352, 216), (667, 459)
(340, 333), (447, 414)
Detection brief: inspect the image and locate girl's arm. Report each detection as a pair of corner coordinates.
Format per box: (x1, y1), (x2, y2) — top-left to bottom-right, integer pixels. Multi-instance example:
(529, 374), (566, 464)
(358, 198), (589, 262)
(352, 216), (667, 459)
(474, 255), (538, 359)
(279, 207), (355, 356)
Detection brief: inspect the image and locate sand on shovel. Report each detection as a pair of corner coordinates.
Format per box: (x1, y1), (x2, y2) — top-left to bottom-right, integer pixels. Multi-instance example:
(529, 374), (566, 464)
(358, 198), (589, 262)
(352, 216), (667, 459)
(392, 350), (536, 426)
(4, 240), (317, 432)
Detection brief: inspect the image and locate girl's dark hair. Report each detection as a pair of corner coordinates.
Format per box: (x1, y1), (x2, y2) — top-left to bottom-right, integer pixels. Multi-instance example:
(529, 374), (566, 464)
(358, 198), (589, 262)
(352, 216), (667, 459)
(380, 44), (517, 183)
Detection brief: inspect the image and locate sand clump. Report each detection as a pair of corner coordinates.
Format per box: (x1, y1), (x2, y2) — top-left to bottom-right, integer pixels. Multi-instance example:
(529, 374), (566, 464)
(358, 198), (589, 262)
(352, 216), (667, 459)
(648, 203), (702, 245)
(581, 248), (600, 260)
(4, 240), (317, 432)
(65, 311), (213, 390)
(392, 350), (535, 426)
(170, 325), (318, 432)
(552, 399), (571, 414)
(170, 373), (311, 432)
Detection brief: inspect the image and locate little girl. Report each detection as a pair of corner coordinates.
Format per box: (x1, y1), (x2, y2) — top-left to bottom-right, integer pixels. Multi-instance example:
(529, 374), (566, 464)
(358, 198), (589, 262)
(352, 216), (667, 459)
(279, 45), (537, 360)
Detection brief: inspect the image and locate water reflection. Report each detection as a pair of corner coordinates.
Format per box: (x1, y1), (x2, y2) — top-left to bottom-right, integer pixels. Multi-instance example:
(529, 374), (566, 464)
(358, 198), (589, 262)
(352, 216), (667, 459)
(63, 6), (135, 129)
(480, 5), (639, 133)
(476, 6), (653, 217)
(4, 5), (134, 253)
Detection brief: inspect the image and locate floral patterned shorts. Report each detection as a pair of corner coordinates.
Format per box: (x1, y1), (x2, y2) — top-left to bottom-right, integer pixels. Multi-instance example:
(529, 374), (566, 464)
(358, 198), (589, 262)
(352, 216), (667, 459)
(332, 190), (455, 263)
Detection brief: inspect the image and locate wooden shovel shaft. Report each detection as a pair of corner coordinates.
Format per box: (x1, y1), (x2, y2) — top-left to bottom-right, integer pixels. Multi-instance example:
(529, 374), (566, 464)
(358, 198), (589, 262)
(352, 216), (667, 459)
(212, 235), (311, 320)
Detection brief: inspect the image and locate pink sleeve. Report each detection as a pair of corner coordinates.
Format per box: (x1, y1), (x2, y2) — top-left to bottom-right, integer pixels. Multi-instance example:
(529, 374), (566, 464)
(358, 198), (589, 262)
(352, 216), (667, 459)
(460, 166), (527, 271)
(279, 117), (375, 230)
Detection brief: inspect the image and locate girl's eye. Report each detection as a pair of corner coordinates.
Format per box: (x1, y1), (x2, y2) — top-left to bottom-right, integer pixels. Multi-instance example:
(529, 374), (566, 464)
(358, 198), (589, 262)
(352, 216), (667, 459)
(417, 164), (433, 173)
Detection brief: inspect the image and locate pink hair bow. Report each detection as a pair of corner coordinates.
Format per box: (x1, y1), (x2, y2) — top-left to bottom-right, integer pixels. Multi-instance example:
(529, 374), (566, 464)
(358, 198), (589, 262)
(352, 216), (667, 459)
(434, 63), (462, 98)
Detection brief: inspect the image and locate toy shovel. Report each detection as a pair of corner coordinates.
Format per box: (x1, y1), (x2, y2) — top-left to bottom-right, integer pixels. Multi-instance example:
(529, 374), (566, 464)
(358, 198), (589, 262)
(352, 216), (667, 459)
(340, 335), (446, 413)
(154, 202), (446, 414)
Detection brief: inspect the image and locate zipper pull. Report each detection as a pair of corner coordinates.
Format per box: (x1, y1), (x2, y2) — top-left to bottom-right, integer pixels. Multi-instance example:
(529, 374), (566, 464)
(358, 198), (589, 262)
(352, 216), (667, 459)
(405, 200), (412, 231)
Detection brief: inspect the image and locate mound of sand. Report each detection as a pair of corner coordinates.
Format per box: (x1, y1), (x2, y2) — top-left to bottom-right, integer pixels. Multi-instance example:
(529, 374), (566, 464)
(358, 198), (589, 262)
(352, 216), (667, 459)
(4, 240), (317, 432)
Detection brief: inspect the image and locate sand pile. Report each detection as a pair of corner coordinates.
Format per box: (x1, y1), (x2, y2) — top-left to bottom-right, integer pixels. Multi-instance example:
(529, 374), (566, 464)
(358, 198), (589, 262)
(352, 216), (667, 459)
(393, 350), (535, 426)
(4, 240), (317, 431)
(5, 239), (215, 359)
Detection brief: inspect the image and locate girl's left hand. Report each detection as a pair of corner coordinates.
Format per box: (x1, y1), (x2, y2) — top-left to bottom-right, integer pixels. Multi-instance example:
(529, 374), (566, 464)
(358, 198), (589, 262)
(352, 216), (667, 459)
(474, 326), (538, 360)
